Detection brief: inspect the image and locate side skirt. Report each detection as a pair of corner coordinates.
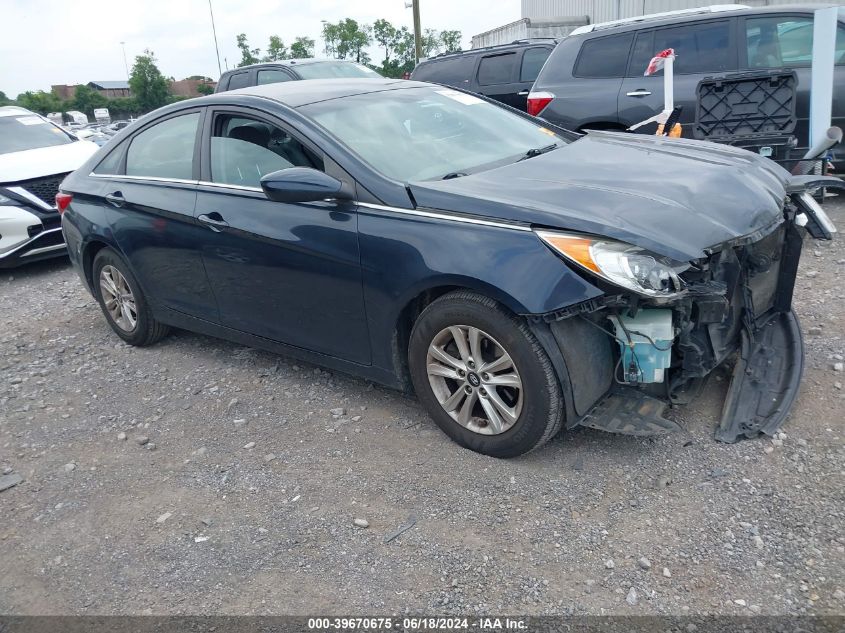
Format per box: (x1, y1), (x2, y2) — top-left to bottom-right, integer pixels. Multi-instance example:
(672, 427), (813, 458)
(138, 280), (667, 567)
(154, 307), (405, 391)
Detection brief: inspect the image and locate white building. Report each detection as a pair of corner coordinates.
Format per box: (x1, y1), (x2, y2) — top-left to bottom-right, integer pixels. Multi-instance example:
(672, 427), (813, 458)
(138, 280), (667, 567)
(472, 0), (845, 47)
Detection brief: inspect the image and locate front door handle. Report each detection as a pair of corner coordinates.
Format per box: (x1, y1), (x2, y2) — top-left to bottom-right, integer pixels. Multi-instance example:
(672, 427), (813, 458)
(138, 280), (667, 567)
(517, 90), (530, 96)
(197, 212), (230, 232)
(626, 90), (652, 97)
(105, 192), (125, 207)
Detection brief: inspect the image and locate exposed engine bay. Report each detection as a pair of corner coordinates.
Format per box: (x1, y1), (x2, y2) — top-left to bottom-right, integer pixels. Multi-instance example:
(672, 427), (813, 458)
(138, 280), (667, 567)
(539, 180), (840, 442)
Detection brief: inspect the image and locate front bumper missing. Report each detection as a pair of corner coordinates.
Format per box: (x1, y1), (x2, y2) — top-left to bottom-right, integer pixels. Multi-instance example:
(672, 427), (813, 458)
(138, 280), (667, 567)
(556, 175), (843, 442)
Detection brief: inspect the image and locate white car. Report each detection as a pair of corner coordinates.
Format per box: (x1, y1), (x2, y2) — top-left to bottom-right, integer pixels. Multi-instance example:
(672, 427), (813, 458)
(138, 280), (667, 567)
(0, 106), (99, 267)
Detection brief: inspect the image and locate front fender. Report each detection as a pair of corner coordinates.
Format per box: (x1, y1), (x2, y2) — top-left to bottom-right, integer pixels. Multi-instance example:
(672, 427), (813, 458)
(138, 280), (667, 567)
(358, 208), (603, 373)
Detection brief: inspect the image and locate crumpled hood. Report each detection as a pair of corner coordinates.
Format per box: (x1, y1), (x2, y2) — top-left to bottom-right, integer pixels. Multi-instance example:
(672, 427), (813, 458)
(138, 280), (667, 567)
(408, 131), (791, 261)
(0, 140), (99, 184)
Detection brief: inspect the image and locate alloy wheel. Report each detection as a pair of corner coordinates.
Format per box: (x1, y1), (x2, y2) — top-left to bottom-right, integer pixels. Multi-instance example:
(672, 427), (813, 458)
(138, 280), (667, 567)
(426, 325), (523, 435)
(99, 265), (138, 332)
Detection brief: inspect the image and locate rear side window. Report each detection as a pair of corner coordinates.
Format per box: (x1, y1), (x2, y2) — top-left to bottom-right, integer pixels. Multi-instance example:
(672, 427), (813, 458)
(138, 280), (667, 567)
(226, 72), (250, 90)
(257, 69), (292, 85)
(745, 16), (819, 68)
(93, 147), (122, 175)
(520, 47), (551, 81)
(412, 56), (476, 86)
(126, 113), (199, 180)
(652, 21), (732, 74)
(477, 52), (517, 85)
(575, 34), (634, 77)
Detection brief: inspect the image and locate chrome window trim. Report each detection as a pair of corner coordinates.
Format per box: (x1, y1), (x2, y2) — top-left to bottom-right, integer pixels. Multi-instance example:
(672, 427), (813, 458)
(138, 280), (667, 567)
(197, 180), (263, 193)
(357, 202), (532, 232)
(87, 175), (529, 232)
(89, 173), (198, 186)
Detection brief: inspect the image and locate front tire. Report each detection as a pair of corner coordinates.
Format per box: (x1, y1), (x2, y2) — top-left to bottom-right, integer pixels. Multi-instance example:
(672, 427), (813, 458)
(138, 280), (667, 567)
(92, 248), (169, 346)
(409, 291), (563, 458)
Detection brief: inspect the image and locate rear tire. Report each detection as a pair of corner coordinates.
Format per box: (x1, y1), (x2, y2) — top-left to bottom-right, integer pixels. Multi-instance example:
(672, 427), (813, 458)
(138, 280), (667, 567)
(409, 291), (563, 458)
(92, 248), (169, 346)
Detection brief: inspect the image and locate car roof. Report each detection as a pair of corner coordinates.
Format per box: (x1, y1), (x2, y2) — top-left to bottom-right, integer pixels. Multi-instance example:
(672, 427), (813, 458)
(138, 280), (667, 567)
(222, 59), (366, 74)
(570, 3), (839, 38)
(0, 106), (35, 118)
(206, 77), (428, 108)
(419, 39), (557, 64)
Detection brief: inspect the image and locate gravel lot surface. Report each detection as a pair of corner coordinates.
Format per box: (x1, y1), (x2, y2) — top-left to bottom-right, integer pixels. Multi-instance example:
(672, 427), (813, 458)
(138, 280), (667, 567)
(1, 201), (844, 617)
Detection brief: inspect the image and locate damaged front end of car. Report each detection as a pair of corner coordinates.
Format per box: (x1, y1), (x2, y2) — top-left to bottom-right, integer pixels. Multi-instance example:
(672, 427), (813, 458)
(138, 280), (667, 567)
(533, 176), (842, 443)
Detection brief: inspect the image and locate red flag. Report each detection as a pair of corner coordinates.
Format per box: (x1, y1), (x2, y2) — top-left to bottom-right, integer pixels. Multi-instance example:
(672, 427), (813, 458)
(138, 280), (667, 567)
(644, 48), (675, 76)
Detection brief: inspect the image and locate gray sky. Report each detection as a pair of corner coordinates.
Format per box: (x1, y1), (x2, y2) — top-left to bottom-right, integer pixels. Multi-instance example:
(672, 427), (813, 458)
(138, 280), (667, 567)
(0, 0), (519, 96)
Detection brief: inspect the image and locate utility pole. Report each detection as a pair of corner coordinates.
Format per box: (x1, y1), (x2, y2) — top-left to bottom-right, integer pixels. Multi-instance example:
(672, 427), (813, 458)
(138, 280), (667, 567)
(405, 0), (423, 63)
(120, 41), (129, 80)
(208, 0), (223, 76)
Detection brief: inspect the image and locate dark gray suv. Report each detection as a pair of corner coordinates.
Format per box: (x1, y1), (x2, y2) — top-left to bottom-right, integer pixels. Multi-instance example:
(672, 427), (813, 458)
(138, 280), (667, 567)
(529, 5), (845, 159)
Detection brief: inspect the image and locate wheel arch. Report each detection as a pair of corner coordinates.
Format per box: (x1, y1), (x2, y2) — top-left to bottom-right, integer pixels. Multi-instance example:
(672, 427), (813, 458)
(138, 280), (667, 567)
(390, 278), (529, 392)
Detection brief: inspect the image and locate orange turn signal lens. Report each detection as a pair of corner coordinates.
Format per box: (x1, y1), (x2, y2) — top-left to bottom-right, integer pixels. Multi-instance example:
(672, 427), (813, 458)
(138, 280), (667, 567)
(536, 232), (600, 273)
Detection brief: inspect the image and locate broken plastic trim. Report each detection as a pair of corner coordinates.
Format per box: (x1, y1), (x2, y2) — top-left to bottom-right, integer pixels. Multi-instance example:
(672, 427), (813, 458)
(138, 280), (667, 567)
(716, 310), (803, 443)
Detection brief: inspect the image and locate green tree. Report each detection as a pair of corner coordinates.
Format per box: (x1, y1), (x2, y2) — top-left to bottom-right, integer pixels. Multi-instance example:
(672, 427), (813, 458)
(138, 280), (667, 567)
(290, 36), (315, 58)
(129, 49), (169, 112)
(421, 28), (442, 58)
(236, 33), (261, 67)
(16, 90), (60, 114)
(322, 19), (372, 64)
(72, 84), (108, 116)
(373, 18), (398, 65)
(109, 97), (140, 118)
(0, 90), (11, 106)
(439, 30), (462, 53)
(264, 35), (288, 61)
(196, 82), (214, 95)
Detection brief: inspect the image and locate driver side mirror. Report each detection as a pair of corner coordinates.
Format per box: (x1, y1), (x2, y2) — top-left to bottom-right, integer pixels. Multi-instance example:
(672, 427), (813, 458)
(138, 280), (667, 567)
(260, 167), (351, 203)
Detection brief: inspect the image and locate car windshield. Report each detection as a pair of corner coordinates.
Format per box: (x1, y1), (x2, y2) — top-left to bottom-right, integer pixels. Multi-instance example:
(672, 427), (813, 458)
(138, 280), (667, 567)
(294, 62), (381, 79)
(0, 114), (75, 155)
(303, 86), (568, 181)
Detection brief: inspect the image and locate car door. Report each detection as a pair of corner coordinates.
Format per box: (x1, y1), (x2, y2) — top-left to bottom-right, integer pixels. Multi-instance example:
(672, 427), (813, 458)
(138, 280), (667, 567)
(194, 107), (370, 364)
(476, 51), (522, 108)
(618, 19), (736, 136)
(739, 12), (845, 155)
(95, 108), (219, 319)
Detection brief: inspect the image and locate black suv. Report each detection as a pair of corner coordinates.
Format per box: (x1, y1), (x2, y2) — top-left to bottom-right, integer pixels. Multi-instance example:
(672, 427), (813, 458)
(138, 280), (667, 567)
(410, 40), (556, 111)
(529, 5), (845, 158)
(215, 60), (381, 92)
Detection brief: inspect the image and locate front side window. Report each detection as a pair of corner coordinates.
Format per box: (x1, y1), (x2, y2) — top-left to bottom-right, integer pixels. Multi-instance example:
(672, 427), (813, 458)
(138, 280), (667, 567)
(652, 21), (732, 74)
(0, 114), (75, 155)
(210, 114), (322, 189)
(520, 48), (551, 82)
(257, 69), (293, 85)
(125, 112), (199, 180)
(304, 86), (569, 182)
(477, 52), (517, 85)
(575, 34), (634, 78)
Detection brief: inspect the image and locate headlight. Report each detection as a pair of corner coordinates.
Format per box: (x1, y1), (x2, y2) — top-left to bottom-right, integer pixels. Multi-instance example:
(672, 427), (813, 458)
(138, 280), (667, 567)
(536, 230), (687, 297)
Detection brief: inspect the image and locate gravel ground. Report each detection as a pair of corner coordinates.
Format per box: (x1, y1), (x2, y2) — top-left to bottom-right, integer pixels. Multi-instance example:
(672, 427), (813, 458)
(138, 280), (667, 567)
(1, 200), (844, 617)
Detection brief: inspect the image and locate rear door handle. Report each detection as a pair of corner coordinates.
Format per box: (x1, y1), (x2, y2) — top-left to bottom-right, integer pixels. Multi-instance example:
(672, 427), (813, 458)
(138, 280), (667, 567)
(626, 90), (652, 97)
(197, 212), (230, 232)
(517, 90), (530, 96)
(105, 192), (125, 207)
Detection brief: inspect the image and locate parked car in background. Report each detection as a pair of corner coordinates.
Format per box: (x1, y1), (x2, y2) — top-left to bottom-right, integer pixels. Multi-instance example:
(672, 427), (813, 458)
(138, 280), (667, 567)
(215, 59), (381, 92)
(528, 4), (845, 160)
(0, 106), (99, 267)
(411, 40), (556, 111)
(59, 79), (838, 457)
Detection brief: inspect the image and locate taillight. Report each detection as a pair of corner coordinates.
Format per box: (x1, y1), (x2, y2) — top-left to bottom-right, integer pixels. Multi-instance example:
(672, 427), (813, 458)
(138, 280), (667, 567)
(55, 192), (72, 214)
(527, 91), (554, 117)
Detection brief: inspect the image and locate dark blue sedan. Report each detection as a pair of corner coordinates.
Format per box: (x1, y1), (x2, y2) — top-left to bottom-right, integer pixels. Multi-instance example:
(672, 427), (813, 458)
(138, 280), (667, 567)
(58, 78), (839, 457)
